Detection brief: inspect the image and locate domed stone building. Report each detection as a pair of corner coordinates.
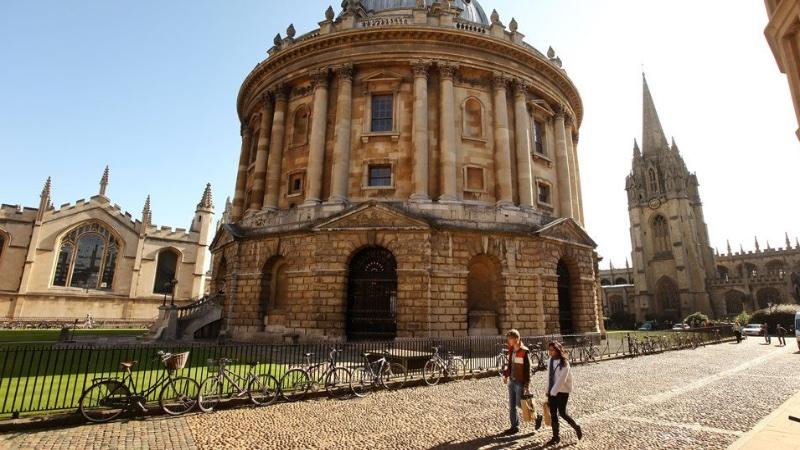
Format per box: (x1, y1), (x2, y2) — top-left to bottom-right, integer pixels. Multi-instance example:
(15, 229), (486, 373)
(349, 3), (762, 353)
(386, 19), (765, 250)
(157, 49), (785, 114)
(211, 0), (602, 342)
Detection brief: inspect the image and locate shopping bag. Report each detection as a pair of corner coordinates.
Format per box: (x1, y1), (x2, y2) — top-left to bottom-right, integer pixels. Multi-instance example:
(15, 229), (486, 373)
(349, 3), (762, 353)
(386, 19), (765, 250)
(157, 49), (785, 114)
(521, 398), (536, 422)
(542, 399), (552, 427)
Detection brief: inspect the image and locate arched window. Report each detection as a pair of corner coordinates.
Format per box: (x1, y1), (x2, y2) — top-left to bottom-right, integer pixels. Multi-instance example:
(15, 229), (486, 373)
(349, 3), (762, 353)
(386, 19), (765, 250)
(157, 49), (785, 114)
(756, 287), (783, 309)
(291, 105), (309, 146)
(52, 222), (119, 290)
(724, 290), (745, 315)
(462, 97), (483, 139)
(153, 249), (179, 295)
(614, 277), (629, 285)
(653, 215), (671, 255)
(766, 260), (786, 276)
(248, 128), (260, 164)
(717, 265), (730, 280)
(648, 168), (659, 194)
(600, 278), (611, 286)
(609, 296), (624, 315)
(655, 277), (680, 320)
(738, 263), (758, 278)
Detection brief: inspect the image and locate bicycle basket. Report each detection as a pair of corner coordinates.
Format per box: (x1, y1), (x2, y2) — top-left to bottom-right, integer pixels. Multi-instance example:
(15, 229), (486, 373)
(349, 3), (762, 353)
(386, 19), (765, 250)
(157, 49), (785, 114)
(165, 352), (190, 370)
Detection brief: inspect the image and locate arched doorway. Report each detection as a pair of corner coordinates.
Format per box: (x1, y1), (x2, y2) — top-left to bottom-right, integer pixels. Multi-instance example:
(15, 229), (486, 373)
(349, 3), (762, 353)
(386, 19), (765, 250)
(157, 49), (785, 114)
(557, 260), (574, 334)
(724, 290), (746, 316)
(347, 247), (397, 341)
(756, 287), (783, 309)
(466, 254), (501, 336)
(655, 277), (681, 322)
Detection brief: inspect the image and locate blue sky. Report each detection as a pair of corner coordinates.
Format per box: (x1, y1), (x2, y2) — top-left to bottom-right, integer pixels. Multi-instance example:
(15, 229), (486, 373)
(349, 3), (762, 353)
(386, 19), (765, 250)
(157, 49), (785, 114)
(1, 1), (798, 266)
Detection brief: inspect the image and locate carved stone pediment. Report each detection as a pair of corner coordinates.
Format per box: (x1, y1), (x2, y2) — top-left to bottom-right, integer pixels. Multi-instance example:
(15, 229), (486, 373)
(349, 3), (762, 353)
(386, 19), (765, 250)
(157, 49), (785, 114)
(535, 218), (596, 248)
(209, 224), (236, 251)
(314, 203), (430, 231)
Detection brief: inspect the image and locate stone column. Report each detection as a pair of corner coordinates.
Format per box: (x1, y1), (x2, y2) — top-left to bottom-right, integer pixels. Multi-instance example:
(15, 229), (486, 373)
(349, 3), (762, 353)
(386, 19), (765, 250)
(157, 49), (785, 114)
(264, 86), (288, 210)
(513, 80), (534, 210)
(328, 65), (354, 204)
(410, 60), (431, 202)
(565, 116), (581, 223)
(231, 124), (251, 220)
(492, 74), (514, 208)
(304, 69), (330, 206)
(438, 62), (458, 203)
(249, 93), (274, 211)
(571, 130), (585, 225)
(554, 108), (574, 219)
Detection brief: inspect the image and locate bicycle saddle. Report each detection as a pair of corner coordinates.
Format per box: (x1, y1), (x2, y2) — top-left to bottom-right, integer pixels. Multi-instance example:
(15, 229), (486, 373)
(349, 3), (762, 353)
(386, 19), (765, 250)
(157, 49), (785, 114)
(120, 360), (138, 370)
(361, 352), (370, 358)
(304, 352), (313, 357)
(248, 361), (258, 367)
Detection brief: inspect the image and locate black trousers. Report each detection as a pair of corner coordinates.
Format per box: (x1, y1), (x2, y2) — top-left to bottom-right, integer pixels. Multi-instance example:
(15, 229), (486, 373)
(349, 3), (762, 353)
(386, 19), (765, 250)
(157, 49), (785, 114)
(734, 331), (742, 343)
(548, 393), (579, 438)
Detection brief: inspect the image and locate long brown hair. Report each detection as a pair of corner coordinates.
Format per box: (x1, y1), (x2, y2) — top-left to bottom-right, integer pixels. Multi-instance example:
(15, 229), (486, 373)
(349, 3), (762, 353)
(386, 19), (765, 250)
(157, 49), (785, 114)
(548, 341), (569, 368)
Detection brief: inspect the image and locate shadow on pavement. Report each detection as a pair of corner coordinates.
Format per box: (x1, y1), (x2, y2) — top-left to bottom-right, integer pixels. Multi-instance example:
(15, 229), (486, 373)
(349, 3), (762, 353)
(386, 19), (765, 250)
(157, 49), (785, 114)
(429, 431), (541, 450)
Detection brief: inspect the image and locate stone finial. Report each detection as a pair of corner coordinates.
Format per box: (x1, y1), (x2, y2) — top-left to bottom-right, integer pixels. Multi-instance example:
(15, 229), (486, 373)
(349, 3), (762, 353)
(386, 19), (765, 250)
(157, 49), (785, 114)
(99, 165), (109, 196)
(273, 33), (282, 47)
(726, 239), (732, 255)
(784, 232), (791, 249)
(714, 247), (719, 256)
(286, 24), (296, 38)
(490, 9), (500, 24)
(740, 243), (745, 254)
(766, 240), (771, 250)
(796, 237), (799, 249)
(509, 17), (518, 33)
(222, 196), (233, 224)
(754, 236), (760, 252)
(41, 176), (52, 199)
(633, 139), (641, 158)
(625, 258), (630, 269)
(142, 195), (152, 226)
(325, 6), (335, 21)
(553, 57), (562, 68)
(198, 183), (214, 210)
(547, 46), (556, 59)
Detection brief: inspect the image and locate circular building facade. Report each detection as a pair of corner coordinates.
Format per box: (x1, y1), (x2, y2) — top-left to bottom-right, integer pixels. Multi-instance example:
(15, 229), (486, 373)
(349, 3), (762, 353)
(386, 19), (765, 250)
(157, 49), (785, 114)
(211, 0), (602, 342)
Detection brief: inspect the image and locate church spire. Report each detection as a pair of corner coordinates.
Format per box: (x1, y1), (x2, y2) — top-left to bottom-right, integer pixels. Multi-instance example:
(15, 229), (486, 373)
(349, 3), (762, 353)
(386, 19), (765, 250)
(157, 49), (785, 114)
(642, 73), (670, 154)
(197, 183), (213, 211)
(99, 165), (109, 196)
(142, 195), (152, 227)
(633, 139), (641, 158)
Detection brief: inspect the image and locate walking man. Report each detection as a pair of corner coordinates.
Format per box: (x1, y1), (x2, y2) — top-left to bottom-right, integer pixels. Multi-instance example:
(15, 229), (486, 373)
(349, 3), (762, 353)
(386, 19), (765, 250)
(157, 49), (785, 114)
(776, 324), (787, 347)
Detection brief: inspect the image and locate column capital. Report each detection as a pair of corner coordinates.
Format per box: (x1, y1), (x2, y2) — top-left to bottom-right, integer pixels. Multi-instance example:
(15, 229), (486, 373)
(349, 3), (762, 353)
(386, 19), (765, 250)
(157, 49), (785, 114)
(272, 83), (289, 102)
(492, 73), (510, 90)
(240, 122), (251, 137)
(335, 64), (354, 82)
(438, 61), (459, 80)
(512, 78), (529, 97)
(411, 60), (432, 78)
(261, 91), (274, 108)
(554, 104), (568, 121)
(310, 68), (330, 89)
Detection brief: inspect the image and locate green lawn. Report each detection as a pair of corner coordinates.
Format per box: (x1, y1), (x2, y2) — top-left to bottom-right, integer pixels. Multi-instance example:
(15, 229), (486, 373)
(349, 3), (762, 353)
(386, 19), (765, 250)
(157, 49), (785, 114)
(0, 328), (147, 344)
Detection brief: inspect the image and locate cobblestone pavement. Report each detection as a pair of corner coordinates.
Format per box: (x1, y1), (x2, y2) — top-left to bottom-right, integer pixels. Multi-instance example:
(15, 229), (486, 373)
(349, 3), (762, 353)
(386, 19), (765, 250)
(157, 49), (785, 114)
(1, 339), (798, 450)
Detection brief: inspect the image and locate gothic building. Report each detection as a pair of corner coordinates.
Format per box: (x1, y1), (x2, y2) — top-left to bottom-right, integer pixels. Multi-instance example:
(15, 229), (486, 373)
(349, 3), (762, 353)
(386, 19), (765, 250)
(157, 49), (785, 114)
(0, 169), (214, 325)
(211, 0), (603, 343)
(600, 77), (800, 323)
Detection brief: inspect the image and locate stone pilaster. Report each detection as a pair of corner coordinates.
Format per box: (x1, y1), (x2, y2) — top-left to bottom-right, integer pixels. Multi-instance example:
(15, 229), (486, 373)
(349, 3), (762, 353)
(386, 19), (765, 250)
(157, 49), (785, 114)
(410, 60), (431, 202)
(569, 126), (584, 225)
(554, 107), (575, 219)
(304, 69), (330, 206)
(231, 123), (251, 220)
(438, 62), (459, 203)
(492, 74), (514, 208)
(513, 79), (534, 209)
(328, 65), (354, 204)
(250, 93), (274, 211)
(264, 85), (288, 210)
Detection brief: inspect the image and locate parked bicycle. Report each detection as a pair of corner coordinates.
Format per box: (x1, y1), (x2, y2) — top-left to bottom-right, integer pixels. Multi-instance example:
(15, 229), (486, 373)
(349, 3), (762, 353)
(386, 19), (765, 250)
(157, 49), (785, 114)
(279, 348), (352, 401)
(78, 351), (198, 423)
(571, 337), (601, 363)
(494, 344), (509, 375)
(529, 342), (548, 374)
(351, 350), (407, 397)
(198, 358), (279, 412)
(423, 346), (466, 386)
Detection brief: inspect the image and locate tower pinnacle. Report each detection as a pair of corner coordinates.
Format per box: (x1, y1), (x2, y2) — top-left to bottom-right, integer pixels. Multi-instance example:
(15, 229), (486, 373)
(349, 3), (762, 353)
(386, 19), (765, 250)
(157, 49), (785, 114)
(99, 166), (109, 196)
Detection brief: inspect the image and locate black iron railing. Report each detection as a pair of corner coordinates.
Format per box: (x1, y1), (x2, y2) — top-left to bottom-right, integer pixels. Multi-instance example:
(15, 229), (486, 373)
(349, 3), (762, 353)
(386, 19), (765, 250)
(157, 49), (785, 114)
(0, 327), (733, 418)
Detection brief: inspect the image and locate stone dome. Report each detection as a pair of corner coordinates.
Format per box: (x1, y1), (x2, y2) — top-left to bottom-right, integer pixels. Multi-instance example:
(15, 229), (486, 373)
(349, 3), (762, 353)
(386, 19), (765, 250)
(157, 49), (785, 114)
(357, 0), (489, 25)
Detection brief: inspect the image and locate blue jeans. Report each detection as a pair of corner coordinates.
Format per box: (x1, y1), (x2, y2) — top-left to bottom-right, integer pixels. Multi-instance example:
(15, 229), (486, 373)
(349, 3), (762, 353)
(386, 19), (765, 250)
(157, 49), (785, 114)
(508, 380), (524, 428)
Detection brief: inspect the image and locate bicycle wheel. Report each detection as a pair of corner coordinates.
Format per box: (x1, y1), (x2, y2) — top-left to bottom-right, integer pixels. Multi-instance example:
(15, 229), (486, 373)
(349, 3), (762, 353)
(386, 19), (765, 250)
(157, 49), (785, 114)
(588, 346), (600, 362)
(78, 380), (130, 423)
(447, 358), (467, 381)
(324, 367), (352, 399)
(423, 359), (443, 386)
(198, 377), (223, 413)
(381, 362), (408, 390)
(249, 374), (279, 406)
(159, 376), (199, 416)
(280, 368), (311, 402)
(495, 355), (507, 375)
(350, 367), (372, 398)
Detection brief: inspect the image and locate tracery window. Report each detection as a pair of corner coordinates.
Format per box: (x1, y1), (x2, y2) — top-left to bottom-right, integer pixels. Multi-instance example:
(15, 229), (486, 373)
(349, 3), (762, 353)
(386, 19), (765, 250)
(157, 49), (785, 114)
(648, 168), (659, 194)
(53, 222), (119, 290)
(653, 215), (671, 255)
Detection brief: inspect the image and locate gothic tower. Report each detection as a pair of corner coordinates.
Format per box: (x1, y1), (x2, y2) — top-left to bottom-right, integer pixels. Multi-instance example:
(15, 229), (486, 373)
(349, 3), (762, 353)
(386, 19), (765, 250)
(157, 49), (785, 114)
(625, 75), (717, 321)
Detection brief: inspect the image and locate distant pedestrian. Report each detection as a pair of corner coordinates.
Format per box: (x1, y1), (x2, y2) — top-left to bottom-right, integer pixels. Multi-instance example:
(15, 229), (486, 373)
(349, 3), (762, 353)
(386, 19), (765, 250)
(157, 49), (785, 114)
(733, 321), (742, 344)
(502, 329), (542, 435)
(763, 323), (771, 344)
(544, 341), (583, 447)
(776, 324), (787, 346)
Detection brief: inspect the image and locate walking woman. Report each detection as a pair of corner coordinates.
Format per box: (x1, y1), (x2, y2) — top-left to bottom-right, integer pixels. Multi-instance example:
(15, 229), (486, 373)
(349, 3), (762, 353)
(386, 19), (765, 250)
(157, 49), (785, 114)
(545, 341), (583, 447)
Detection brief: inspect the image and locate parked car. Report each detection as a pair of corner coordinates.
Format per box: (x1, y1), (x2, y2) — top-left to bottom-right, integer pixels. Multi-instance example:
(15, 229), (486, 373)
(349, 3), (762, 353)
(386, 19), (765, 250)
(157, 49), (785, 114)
(638, 322), (655, 331)
(672, 323), (690, 331)
(742, 324), (764, 336)
(795, 312), (800, 351)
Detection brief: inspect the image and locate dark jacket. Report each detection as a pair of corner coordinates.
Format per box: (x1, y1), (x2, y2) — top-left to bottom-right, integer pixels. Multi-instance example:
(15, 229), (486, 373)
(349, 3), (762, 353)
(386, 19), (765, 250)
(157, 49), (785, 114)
(504, 345), (531, 388)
